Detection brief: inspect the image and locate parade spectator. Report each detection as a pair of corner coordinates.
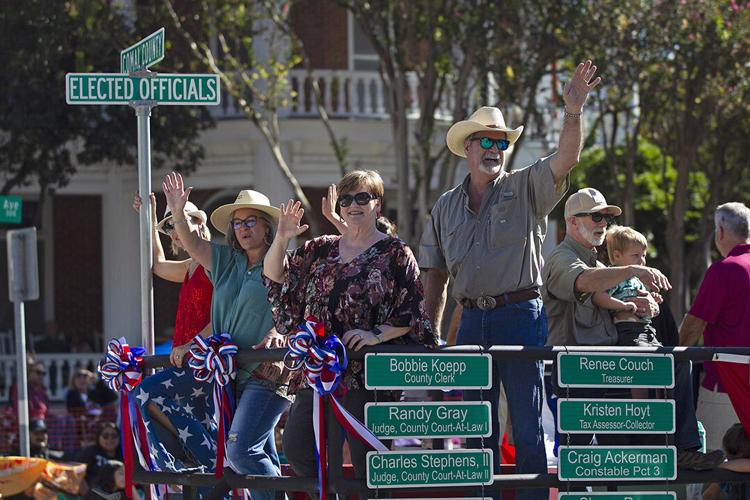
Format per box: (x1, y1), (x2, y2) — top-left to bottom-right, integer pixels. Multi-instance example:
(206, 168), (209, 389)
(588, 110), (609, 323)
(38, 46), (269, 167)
(68, 422), (123, 495)
(132, 193), (215, 472)
(542, 187), (724, 470)
(418, 60), (601, 499)
(264, 170), (436, 481)
(680, 202), (750, 450)
(163, 172), (289, 500)
(703, 423), (750, 500)
(11, 419), (63, 459)
(11, 357), (49, 421)
(83, 460), (142, 500)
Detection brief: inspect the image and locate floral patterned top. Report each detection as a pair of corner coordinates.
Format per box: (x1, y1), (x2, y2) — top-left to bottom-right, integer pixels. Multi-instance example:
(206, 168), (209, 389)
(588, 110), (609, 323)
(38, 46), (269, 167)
(265, 235), (437, 392)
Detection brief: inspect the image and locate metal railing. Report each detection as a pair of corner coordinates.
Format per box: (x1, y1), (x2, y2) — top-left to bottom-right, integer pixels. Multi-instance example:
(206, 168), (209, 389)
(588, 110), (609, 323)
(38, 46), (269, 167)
(132, 345), (750, 499)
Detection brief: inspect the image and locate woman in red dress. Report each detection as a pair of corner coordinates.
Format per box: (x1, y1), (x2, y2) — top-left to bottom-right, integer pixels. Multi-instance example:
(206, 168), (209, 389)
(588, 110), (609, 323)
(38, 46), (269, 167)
(132, 193), (215, 472)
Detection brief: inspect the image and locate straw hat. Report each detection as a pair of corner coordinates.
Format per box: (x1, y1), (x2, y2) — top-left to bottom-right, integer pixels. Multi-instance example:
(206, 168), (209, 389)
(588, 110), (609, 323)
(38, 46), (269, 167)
(210, 190), (280, 235)
(446, 106), (524, 158)
(564, 188), (622, 218)
(156, 201), (207, 235)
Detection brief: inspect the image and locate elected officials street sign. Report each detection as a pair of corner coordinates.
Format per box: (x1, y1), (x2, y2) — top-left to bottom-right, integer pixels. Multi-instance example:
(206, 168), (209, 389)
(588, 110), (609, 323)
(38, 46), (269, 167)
(121, 27), (165, 73)
(367, 450), (493, 488)
(365, 401), (491, 439)
(65, 73), (221, 106)
(558, 446), (677, 481)
(557, 353), (674, 388)
(558, 399), (675, 434)
(364, 353), (491, 389)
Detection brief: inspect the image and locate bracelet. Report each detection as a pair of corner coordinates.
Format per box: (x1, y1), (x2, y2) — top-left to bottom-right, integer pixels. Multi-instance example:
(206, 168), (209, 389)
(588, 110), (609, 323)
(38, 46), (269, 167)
(563, 109), (582, 119)
(372, 326), (384, 344)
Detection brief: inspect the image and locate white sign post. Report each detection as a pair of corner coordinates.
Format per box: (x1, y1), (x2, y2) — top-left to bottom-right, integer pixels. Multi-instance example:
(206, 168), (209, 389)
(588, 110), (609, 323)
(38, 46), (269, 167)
(7, 227), (39, 457)
(66, 29), (220, 353)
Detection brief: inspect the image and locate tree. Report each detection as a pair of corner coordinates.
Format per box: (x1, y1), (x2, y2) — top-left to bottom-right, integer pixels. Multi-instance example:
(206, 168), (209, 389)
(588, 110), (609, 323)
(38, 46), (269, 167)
(0, 0), (214, 220)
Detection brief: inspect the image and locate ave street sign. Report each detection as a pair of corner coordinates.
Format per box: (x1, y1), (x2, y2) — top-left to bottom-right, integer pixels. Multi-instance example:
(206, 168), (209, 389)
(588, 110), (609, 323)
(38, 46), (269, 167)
(364, 353), (491, 389)
(559, 493), (676, 500)
(0, 196), (22, 224)
(365, 401), (491, 438)
(65, 73), (220, 106)
(558, 446), (677, 481)
(557, 353), (674, 388)
(558, 399), (675, 434)
(121, 27), (165, 73)
(367, 450), (493, 488)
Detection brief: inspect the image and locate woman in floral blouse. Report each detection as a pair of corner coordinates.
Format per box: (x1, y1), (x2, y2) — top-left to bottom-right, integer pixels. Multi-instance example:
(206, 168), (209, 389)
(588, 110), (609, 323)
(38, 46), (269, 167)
(264, 169), (437, 479)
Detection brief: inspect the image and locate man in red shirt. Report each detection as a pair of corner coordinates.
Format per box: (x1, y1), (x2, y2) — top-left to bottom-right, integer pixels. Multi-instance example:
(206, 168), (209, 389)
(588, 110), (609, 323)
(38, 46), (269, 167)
(680, 202), (750, 450)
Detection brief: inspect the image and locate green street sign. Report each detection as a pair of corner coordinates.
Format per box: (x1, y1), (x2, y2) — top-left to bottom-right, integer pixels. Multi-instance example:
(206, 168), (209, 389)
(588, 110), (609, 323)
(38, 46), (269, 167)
(364, 353), (491, 389)
(65, 73), (220, 106)
(367, 450), (493, 489)
(557, 353), (674, 388)
(559, 493), (676, 500)
(365, 401), (491, 438)
(558, 399), (675, 434)
(121, 28), (165, 74)
(0, 196), (22, 224)
(558, 446), (676, 481)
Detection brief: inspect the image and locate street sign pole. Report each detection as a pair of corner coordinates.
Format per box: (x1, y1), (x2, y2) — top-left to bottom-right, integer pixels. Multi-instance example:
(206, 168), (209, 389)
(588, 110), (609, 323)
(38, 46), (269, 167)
(8, 227), (39, 458)
(134, 100), (155, 355)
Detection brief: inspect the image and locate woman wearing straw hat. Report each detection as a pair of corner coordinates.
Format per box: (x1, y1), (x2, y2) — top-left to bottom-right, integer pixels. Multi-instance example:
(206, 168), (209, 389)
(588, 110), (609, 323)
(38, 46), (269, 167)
(132, 193), (216, 474)
(264, 169), (437, 481)
(162, 172), (290, 500)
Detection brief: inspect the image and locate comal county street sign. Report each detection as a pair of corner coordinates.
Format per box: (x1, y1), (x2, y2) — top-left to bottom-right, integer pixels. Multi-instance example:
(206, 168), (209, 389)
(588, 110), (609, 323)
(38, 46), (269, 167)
(121, 28), (165, 73)
(65, 73), (220, 106)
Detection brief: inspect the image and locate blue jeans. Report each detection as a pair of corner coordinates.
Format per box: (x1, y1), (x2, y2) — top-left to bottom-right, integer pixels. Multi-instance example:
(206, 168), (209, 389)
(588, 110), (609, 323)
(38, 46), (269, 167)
(226, 378), (290, 500)
(457, 298), (548, 500)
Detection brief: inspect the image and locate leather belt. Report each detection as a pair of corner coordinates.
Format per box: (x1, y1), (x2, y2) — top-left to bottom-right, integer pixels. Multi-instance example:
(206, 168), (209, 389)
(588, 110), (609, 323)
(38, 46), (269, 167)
(461, 288), (540, 311)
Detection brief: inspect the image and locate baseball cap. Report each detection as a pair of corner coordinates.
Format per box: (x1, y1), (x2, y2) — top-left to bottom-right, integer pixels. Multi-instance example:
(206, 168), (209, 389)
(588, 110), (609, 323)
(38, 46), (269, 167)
(29, 419), (47, 433)
(564, 188), (622, 218)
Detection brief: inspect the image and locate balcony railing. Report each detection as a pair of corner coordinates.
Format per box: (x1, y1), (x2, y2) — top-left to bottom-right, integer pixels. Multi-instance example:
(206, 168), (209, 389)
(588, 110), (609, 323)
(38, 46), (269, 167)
(211, 69), (489, 121)
(0, 353), (104, 402)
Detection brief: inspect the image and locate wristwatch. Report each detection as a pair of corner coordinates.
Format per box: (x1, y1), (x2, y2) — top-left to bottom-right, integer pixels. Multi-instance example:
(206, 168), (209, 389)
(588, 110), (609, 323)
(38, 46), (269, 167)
(372, 326), (384, 344)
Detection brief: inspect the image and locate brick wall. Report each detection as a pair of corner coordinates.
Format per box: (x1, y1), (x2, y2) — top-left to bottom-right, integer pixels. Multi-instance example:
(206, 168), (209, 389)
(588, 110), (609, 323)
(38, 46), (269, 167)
(54, 195), (103, 337)
(291, 0), (348, 69)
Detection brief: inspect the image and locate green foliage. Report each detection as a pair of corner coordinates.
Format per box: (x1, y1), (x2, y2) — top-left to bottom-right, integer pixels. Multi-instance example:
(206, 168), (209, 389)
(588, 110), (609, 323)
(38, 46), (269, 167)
(0, 0), (214, 194)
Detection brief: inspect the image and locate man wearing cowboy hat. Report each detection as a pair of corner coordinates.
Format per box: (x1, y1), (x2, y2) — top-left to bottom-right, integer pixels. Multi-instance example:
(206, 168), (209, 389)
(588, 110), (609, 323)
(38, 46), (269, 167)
(542, 188), (725, 471)
(418, 60), (600, 497)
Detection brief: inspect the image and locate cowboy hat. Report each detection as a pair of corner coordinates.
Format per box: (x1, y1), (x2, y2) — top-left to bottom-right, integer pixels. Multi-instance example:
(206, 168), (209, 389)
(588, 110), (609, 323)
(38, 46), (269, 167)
(446, 106), (524, 158)
(210, 190), (280, 235)
(156, 201), (207, 235)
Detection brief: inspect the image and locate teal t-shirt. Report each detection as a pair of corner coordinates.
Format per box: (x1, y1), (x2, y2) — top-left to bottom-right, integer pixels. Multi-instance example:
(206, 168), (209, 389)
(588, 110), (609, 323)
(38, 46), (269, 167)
(207, 243), (273, 381)
(609, 275), (652, 321)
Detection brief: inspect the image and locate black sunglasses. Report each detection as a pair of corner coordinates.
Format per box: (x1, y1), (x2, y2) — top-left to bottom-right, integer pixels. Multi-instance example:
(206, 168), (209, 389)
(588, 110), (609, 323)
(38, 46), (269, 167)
(471, 137), (510, 151)
(231, 216), (258, 230)
(338, 192), (377, 207)
(163, 217), (201, 234)
(575, 212), (615, 224)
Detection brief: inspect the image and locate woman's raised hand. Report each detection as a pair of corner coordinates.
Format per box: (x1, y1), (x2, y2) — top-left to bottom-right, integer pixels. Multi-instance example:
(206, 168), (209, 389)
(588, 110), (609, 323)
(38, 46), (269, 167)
(133, 193), (159, 227)
(162, 172), (191, 215)
(322, 184), (348, 235)
(277, 200), (310, 241)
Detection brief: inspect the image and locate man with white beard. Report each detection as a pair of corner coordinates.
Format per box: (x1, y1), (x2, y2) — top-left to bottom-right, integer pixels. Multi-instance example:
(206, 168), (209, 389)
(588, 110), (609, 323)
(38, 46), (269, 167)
(420, 60), (601, 500)
(542, 187), (725, 470)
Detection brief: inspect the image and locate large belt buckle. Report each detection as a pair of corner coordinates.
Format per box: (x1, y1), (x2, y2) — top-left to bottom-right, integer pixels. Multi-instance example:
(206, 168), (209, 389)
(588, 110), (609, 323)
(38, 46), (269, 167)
(476, 295), (496, 311)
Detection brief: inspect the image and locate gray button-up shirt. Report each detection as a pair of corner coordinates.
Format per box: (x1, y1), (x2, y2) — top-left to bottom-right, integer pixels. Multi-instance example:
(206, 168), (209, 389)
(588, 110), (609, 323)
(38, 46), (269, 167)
(542, 235), (617, 346)
(418, 156), (568, 300)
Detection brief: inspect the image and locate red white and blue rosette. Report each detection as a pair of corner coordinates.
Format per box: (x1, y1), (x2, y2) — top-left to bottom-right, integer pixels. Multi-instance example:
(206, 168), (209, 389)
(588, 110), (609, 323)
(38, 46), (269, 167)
(97, 337), (156, 498)
(188, 333), (237, 478)
(285, 318), (387, 500)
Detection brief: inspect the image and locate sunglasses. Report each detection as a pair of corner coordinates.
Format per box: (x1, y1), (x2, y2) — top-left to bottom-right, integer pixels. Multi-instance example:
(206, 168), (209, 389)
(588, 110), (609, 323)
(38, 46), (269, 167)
(232, 216), (258, 230)
(575, 212), (615, 224)
(163, 217), (202, 234)
(100, 433), (119, 439)
(338, 192), (377, 207)
(471, 137), (510, 151)
(34, 370), (47, 375)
